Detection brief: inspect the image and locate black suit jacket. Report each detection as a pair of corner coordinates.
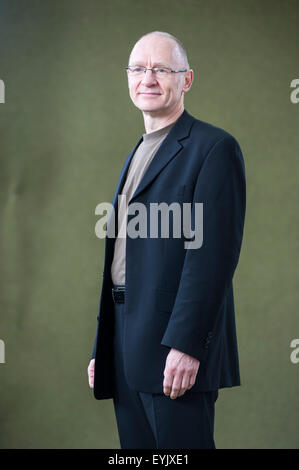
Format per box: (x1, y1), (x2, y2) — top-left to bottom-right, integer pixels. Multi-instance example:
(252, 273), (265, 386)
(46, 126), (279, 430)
(91, 109), (246, 400)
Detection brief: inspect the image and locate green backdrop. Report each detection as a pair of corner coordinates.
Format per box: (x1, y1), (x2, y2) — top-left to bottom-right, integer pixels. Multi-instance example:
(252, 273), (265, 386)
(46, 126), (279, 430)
(0, 0), (298, 449)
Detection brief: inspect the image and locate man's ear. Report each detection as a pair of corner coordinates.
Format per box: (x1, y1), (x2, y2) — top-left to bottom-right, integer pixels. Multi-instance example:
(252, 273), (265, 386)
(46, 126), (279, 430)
(183, 69), (194, 93)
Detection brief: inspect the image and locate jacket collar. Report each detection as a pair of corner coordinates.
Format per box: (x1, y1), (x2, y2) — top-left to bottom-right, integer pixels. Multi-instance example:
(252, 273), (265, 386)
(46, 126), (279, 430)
(111, 109), (195, 207)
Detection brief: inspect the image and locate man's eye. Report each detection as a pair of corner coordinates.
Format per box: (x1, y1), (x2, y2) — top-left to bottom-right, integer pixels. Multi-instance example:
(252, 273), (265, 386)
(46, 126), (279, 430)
(156, 68), (166, 73)
(134, 67), (144, 72)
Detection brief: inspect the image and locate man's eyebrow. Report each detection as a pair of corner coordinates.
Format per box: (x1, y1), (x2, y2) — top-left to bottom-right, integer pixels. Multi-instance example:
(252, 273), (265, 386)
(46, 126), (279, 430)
(130, 62), (172, 68)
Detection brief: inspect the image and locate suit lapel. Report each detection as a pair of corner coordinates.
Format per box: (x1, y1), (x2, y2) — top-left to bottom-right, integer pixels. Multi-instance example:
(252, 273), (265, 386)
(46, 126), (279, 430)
(111, 109), (195, 210)
(129, 109), (195, 203)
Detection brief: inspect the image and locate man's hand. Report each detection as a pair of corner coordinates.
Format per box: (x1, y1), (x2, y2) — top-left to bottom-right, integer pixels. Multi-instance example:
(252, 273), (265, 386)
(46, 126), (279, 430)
(163, 348), (200, 399)
(88, 358), (95, 389)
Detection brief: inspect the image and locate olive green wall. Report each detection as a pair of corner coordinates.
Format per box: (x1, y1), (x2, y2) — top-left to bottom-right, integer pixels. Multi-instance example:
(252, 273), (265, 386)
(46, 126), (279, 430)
(0, 0), (298, 449)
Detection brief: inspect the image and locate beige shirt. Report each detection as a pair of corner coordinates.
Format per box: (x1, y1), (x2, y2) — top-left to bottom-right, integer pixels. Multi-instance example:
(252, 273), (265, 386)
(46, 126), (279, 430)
(111, 121), (175, 286)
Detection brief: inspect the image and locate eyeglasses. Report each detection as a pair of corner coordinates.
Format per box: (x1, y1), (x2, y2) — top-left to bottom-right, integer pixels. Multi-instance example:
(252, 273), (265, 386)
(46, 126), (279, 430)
(125, 65), (187, 78)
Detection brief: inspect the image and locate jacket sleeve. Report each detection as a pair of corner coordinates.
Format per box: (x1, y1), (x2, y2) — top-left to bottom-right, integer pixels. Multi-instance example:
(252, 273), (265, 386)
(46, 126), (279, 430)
(91, 323), (98, 360)
(160, 135), (246, 362)
(91, 272), (105, 360)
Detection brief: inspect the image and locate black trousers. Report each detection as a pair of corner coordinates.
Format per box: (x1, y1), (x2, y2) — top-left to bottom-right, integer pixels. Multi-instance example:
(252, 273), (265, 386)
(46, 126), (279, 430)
(112, 299), (219, 449)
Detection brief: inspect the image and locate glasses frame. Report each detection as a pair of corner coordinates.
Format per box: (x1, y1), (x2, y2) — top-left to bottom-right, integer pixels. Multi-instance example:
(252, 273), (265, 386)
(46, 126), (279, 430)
(125, 65), (188, 76)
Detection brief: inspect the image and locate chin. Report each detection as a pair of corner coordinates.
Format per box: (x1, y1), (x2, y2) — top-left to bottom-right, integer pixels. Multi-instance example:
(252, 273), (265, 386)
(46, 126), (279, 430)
(141, 108), (163, 114)
(135, 100), (162, 112)
(140, 105), (160, 111)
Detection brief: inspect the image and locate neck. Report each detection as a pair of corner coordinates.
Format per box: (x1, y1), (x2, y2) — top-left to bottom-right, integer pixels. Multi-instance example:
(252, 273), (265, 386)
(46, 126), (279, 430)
(142, 104), (184, 133)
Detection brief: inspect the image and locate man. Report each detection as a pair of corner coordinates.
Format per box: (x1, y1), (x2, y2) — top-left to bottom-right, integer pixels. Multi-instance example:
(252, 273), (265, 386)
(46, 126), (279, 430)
(88, 31), (246, 449)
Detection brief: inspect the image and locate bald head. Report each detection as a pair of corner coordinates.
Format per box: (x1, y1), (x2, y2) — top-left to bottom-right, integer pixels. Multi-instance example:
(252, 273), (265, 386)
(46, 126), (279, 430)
(129, 31), (190, 70)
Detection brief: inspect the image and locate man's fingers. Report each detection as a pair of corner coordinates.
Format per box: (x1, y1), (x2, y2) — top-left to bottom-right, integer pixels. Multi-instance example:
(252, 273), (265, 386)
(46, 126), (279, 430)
(88, 360), (95, 389)
(187, 374), (196, 389)
(163, 370), (174, 396)
(88, 370), (94, 388)
(170, 374), (183, 399)
(163, 380), (172, 396)
(179, 373), (190, 396)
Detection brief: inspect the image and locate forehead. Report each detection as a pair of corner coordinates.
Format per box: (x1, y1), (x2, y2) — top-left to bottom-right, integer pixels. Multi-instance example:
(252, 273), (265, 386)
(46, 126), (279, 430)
(129, 36), (179, 66)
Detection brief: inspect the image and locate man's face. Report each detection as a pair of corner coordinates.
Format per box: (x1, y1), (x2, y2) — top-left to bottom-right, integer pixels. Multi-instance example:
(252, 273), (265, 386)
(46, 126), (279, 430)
(127, 35), (191, 115)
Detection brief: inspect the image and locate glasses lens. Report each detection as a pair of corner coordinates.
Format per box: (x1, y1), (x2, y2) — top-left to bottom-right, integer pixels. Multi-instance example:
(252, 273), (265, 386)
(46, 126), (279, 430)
(126, 66), (172, 77)
(128, 66), (145, 74)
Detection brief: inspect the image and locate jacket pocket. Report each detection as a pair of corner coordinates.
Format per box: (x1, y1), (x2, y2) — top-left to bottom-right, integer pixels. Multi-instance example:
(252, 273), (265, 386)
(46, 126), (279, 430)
(156, 288), (177, 313)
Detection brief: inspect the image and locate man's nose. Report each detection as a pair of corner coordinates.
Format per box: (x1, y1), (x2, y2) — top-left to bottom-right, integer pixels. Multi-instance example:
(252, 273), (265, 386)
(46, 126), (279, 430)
(141, 69), (157, 85)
